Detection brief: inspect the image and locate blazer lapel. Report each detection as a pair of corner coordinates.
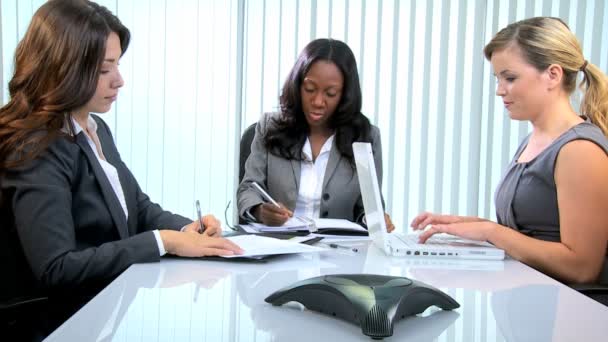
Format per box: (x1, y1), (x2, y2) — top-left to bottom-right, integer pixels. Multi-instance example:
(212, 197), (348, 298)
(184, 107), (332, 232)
(75, 133), (129, 240)
(322, 143), (342, 190)
(290, 146), (301, 191)
(98, 135), (138, 236)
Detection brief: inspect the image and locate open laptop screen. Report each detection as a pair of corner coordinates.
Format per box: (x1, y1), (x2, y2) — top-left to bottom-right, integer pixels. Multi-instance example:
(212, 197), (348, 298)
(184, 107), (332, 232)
(353, 142), (505, 260)
(353, 142), (387, 243)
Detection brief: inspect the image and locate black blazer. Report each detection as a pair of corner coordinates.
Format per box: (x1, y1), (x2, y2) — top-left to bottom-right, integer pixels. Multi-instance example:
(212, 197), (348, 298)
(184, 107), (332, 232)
(0, 115), (191, 300)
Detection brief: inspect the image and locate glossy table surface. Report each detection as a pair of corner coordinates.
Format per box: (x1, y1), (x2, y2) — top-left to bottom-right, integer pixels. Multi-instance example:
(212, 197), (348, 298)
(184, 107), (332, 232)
(46, 242), (608, 341)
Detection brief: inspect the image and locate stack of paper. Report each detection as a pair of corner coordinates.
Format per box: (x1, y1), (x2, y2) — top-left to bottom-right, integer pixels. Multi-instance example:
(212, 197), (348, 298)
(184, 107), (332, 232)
(222, 235), (324, 258)
(248, 216), (314, 232)
(240, 218), (368, 236)
(313, 218), (368, 235)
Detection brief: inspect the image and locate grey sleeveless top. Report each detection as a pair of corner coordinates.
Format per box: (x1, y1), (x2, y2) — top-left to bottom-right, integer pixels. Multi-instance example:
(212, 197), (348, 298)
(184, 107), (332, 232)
(495, 121), (608, 284)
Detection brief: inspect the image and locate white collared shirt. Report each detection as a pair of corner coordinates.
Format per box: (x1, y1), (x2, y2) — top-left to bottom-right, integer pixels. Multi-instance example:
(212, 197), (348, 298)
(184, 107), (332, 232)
(293, 135), (335, 218)
(69, 115), (166, 256)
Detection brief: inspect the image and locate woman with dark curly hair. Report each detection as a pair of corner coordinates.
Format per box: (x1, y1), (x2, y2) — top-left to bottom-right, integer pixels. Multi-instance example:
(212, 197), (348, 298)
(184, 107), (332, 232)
(238, 38), (394, 231)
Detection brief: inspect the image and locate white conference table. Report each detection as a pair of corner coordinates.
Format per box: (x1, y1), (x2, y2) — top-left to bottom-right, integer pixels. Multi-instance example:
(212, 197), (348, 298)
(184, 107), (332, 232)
(46, 240), (608, 341)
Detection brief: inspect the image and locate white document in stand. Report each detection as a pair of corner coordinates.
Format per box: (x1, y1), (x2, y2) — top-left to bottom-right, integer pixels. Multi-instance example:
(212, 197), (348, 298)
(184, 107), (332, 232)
(247, 216), (314, 232)
(309, 233), (371, 243)
(313, 218), (367, 233)
(221, 235), (325, 258)
(240, 217), (367, 234)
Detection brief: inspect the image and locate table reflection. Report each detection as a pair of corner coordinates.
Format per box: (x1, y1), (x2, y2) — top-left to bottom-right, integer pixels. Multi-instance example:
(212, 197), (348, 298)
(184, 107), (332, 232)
(46, 243), (608, 342)
(234, 268), (460, 341)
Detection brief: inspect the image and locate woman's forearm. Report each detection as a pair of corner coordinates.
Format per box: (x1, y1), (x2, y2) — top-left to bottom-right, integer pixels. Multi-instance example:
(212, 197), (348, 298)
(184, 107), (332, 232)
(488, 226), (602, 284)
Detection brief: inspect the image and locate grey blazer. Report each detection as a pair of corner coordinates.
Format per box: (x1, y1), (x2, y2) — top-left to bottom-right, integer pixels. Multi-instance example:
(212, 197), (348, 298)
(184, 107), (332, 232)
(0, 114), (191, 300)
(237, 113), (383, 223)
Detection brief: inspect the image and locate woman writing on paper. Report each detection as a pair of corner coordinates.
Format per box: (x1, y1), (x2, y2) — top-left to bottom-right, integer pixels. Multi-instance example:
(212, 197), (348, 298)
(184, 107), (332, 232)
(237, 38), (395, 231)
(0, 0), (242, 335)
(412, 17), (608, 285)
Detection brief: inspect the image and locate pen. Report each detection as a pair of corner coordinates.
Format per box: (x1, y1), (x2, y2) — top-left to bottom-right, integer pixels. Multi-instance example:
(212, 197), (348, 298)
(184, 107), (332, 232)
(193, 284), (200, 302)
(328, 243), (358, 253)
(250, 182), (281, 208)
(195, 200), (206, 234)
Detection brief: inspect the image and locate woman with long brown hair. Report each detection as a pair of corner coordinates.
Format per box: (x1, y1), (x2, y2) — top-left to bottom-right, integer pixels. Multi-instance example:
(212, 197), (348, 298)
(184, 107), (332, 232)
(0, 0), (241, 336)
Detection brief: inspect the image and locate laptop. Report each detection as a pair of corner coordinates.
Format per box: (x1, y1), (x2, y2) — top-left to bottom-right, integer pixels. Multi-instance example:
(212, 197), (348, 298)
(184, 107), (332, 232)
(352, 142), (505, 260)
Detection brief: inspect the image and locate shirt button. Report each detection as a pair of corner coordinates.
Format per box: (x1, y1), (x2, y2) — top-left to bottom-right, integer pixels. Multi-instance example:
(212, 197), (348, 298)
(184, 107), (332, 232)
(321, 211), (328, 217)
(322, 193), (330, 201)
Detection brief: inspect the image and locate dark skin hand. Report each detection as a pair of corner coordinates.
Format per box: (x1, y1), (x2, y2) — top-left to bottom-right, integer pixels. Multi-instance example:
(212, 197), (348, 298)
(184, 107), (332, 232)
(253, 202), (294, 226)
(254, 202), (396, 232)
(384, 213), (396, 233)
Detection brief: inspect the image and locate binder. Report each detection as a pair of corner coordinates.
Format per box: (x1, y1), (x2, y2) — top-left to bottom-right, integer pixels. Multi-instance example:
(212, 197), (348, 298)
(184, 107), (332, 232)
(244, 218), (369, 236)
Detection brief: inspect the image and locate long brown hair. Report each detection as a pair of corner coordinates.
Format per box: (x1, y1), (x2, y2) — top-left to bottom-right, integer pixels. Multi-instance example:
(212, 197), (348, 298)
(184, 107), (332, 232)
(483, 17), (608, 136)
(0, 0), (130, 170)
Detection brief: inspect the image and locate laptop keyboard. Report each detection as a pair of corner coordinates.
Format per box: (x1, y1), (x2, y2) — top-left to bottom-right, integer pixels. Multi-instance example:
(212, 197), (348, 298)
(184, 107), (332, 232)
(385, 233), (463, 257)
(391, 233), (457, 247)
(389, 233), (496, 250)
(391, 233), (419, 247)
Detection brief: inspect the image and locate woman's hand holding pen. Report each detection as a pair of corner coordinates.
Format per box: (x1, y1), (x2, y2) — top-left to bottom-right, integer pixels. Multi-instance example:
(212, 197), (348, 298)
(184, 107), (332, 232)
(183, 215), (222, 237)
(253, 202), (293, 226)
(249, 182), (292, 226)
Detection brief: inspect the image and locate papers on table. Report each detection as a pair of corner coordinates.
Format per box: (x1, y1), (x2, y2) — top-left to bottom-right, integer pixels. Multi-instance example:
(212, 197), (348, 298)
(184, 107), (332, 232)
(311, 233), (371, 244)
(240, 218), (368, 236)
(222, 235), (325, 258)
(314, 219), (368, 235)
(248, 216), (314, 232)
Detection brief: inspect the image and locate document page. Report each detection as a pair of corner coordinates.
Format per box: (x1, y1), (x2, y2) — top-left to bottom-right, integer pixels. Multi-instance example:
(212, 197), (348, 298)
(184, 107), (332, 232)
(246, 216), (314, 232)
(222, 235), (324, 258)
(240, 217), (368, 235)
(313, 218), (367, 232)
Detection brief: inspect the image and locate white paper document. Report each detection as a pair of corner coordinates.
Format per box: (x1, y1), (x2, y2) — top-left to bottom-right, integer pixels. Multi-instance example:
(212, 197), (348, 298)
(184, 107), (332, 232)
(240, 218), (367, 235)
(313, 218), (367, 233)
(310, 233), (371, 244)
(248, 216), (314, 232)
(222, 235), (325, 258)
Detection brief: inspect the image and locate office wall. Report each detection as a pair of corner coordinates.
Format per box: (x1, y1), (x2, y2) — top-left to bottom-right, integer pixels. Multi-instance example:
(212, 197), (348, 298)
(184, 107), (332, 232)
(1, 0), (607, 232)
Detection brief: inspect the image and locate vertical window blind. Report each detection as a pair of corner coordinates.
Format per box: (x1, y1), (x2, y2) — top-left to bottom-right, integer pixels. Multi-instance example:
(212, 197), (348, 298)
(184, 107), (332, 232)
(1, 0), (607, 231)
(1, 1), (607, 341)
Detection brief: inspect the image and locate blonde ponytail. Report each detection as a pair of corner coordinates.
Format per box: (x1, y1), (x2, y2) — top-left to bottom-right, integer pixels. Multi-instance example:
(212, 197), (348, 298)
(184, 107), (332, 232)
(580, 62), (608, 136)
(484, 17), (608, 136)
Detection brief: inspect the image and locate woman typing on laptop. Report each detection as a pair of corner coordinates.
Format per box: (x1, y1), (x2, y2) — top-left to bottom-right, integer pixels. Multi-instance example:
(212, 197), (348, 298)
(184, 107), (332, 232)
(237, 39), (394, 232)
(412, 17), (608, 286)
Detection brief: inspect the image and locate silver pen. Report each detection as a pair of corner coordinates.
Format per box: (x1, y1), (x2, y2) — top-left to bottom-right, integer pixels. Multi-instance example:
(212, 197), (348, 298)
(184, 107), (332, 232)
(329, 243), (358, 253)
(250, 182), (281, 208)
(195, 200), (206, 234)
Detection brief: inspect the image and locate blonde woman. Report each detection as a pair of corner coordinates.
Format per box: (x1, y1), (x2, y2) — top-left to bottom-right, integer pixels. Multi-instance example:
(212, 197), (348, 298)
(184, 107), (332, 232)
(412, 17), (608, 286)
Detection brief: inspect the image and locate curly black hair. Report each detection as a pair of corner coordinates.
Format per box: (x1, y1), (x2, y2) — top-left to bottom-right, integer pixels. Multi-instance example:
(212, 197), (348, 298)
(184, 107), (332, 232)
(264, 38), (372, 164)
